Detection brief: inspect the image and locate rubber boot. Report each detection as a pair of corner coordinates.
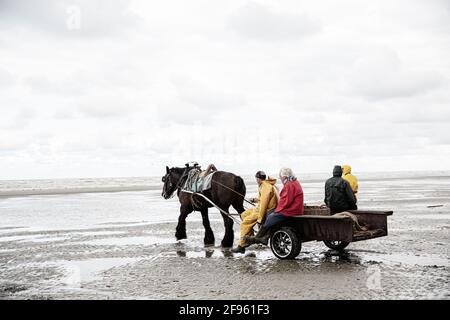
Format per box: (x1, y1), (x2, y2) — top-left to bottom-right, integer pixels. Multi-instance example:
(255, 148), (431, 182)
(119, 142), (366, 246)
(231, 245), (245, 254)
(244, 226), (270, 246)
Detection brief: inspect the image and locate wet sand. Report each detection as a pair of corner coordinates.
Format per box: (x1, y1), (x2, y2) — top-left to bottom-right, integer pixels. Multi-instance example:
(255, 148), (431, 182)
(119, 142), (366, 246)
(0, 204), (449, 300)
(1, 173), (450, 300)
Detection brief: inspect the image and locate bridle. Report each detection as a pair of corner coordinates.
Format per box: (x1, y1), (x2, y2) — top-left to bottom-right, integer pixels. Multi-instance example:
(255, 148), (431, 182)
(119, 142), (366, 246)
(162, 167), (190, 199)
(162, 173), (176, 199)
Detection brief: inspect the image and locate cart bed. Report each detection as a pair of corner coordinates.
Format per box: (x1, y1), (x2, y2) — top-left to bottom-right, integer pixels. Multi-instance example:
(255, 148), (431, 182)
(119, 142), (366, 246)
(268, 208), (393, 259)
(283, 209), (393, 243)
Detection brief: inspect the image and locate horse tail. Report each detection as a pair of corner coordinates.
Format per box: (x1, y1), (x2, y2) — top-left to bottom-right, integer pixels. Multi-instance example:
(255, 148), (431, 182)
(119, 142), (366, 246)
(234, 175), (246, 199)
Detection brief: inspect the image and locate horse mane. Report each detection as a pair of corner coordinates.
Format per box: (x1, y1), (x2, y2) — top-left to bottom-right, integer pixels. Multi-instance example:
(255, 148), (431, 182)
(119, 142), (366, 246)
(169, 166), (195, 194)
(170, 167), (187, 175)
(171, 166), (197, 186)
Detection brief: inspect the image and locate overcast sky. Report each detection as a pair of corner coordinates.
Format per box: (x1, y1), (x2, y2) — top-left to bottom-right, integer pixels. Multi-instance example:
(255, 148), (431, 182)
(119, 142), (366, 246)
(1, 0), (449, 179)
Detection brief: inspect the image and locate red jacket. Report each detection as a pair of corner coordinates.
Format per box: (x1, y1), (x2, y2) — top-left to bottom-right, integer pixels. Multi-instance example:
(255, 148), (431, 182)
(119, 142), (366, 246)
(275, 179), (304, 216)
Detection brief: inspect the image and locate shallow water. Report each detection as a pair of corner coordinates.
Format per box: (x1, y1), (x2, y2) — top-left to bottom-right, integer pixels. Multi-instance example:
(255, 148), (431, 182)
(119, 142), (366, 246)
(78, 235), (175, 246)
(3, 172), (448, 231)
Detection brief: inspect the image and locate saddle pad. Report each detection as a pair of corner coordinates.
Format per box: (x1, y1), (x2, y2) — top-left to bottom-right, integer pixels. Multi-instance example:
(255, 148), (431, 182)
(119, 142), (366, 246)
(183, 170), (217, 192)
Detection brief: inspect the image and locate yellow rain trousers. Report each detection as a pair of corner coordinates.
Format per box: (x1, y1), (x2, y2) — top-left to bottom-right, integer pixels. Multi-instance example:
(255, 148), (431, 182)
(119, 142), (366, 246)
(239, 178), (278, 247)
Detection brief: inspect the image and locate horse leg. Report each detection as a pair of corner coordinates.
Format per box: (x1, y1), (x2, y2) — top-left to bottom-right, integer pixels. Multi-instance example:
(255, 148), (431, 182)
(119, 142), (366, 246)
(200, 207), (215, 246)
(220, 210), (234, 248)
(175, 206), (192, 240)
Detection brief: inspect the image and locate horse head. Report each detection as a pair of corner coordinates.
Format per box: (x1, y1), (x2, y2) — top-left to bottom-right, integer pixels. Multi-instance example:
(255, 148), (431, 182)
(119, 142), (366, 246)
(161, 166), (184, 199)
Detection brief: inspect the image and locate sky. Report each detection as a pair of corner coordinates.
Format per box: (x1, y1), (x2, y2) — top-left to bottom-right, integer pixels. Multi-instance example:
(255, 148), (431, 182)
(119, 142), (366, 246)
(0, 0), (449, 179)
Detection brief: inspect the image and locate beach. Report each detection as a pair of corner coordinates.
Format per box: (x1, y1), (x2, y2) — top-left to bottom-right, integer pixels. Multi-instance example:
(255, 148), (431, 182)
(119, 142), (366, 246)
(0, 172), (449, 299)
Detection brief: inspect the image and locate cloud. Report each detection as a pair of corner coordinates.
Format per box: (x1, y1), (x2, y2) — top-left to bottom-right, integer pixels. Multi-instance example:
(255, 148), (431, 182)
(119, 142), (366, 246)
(169, 74), (246, 120)
(1, 1), (450, 178)
(77, 92), (143, 118)
(24, 75), (87, 96)
(0, 0), (138, 37)
(387, 93), (450, 124)
(378, 0), (450, 34)
(23, 64), (150, 97)
(0, 68), (14, 87)
(0, 135), (30, 152)
(346, 49), (444, 100)
(228, 1), (321, 41)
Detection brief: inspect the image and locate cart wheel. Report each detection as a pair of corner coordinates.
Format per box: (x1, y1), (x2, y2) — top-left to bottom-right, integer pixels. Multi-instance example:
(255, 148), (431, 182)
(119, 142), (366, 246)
(323, 240), (350, 250)
(270, 227), (301, 260)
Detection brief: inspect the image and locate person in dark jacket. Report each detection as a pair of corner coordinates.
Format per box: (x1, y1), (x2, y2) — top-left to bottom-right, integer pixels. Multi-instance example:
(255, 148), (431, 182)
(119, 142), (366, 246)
(324, 165), (357, 213)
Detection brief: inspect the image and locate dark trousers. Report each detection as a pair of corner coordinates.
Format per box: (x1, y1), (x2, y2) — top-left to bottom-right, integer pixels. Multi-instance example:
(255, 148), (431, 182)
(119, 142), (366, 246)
(263, 211), (287, 228)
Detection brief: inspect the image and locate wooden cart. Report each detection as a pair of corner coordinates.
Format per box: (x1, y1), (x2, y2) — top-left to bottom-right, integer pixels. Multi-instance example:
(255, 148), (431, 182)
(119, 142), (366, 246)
(269, 206), (393, 259)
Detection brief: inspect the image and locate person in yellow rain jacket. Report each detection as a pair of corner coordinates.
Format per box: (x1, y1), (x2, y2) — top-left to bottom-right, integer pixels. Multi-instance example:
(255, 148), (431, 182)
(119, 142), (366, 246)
(231, 171), (278, 254)
(342, 165), (358, 195)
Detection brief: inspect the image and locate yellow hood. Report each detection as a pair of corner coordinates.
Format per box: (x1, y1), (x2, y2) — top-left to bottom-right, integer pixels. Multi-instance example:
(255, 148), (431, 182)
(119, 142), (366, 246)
(342, 165), (352, 175)
(264, 177), (277, 186)
(342, 166), (358, 193)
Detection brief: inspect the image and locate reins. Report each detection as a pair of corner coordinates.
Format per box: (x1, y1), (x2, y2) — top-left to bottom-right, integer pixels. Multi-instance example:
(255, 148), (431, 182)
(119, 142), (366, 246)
(180, 189), (241, 225)
(211, 180), (256, 207)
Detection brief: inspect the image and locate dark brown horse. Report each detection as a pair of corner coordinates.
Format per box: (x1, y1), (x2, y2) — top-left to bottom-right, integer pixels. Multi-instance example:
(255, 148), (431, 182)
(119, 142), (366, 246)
(161, 165), (246, 247)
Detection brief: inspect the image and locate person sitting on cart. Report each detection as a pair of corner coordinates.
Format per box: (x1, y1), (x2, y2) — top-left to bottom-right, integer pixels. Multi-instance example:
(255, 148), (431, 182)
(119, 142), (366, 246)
(342, 165), (358, 197)
(324, 165), (357, 213)
(231, 171), (278, 254)
(244, 167), (304, 246)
